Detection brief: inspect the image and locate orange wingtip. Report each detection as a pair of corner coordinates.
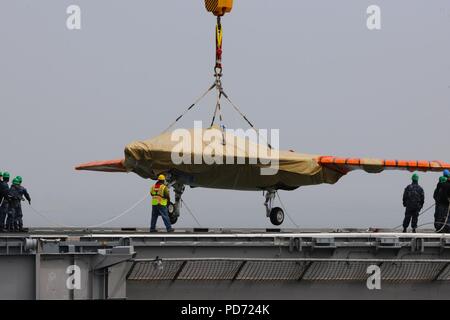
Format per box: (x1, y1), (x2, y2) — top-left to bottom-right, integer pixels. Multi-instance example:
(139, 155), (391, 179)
(319, 156), (450, 173)
(75, 159), (126, 172)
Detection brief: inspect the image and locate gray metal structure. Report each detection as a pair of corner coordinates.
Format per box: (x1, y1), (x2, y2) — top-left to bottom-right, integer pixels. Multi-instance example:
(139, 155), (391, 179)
(0, 228), (449, 300)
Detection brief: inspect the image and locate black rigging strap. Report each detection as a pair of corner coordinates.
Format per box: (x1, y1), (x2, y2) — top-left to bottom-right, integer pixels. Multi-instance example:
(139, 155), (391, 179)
(161, 16), (273, 150)
(162, 82), (215, 133)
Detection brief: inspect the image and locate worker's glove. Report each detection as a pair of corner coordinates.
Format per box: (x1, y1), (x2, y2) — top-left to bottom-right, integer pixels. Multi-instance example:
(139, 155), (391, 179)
(28, 200), (31, 205)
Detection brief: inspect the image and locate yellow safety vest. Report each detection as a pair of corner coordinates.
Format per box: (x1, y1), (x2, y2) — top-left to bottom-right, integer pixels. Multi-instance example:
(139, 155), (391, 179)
(150, 184), (168, 206)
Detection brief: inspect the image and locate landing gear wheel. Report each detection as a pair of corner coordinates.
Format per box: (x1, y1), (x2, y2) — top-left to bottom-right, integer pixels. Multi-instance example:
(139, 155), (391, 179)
(169, 215), (178, 225)
(168, 202), (175, 215)
(168, 202), (178, 225)
(269, 207), (284, 226)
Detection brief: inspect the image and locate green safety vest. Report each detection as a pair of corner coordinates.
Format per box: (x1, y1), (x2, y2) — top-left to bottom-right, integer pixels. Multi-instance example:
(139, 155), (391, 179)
(151, 184), (168, 206)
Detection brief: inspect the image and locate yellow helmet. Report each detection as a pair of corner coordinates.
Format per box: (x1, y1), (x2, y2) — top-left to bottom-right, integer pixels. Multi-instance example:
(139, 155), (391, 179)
(157, 174), (166, 181)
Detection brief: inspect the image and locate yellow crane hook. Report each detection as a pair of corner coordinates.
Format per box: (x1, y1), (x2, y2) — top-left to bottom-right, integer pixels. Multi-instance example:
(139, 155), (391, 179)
(205, 0), (233, 17)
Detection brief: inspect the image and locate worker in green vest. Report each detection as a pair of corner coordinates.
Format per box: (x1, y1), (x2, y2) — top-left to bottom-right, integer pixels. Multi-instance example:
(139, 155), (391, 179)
(150, 174), (174, 233)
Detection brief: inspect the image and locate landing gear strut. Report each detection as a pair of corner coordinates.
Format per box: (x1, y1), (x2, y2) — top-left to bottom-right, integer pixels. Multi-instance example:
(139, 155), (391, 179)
(264, 190), (284, 226)
(168, 183), (185, 225)
(167, 202), (177, 224)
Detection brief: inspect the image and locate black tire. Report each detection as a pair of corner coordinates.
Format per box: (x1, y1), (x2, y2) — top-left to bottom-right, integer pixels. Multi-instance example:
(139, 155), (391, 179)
(168, 202), (175, 215)
(168, 202), (178, 225)
(169, 215), (178, 225)
(269, 207), (284, 226)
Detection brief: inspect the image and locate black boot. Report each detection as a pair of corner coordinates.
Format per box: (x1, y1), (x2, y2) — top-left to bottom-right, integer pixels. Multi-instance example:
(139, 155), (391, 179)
(412, 229), (416, 233)
(403, 228), (407, 233)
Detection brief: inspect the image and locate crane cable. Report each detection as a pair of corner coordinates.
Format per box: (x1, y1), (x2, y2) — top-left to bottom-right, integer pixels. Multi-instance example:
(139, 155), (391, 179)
(159, 15), (273, 152)
(221, 90), (273, 149)
(215, 16), (223, 75)
(162, 82), (216, 134)
(162, 16), (224, 135)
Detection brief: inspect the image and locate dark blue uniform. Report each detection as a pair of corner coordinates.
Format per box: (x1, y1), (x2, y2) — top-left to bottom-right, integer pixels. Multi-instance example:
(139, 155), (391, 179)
(436, 180), (450, 233)
(434, 181), (448, 232)
(0, 181), (9, 230)
(7, 185), (31, 231)
(402, 181), (424, 231)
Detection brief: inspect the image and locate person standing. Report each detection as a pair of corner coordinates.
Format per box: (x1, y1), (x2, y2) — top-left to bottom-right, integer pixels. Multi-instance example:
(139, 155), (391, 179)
(436, 174), (450, 233)
(7, 176), (31, 232)
(0, 172), (10, 231)
(402, 173), (424, 233)
(444, 169), (450, 180)
(149, 174), (174, 233)
(434, 174), (448, 232)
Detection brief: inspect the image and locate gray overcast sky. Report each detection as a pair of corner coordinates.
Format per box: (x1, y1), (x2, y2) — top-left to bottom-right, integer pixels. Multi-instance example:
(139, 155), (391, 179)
(0, 0), (449, 229)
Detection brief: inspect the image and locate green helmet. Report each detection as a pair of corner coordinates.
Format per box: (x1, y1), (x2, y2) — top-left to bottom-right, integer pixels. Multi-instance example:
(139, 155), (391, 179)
(12, 177), (20, 185)
(440, 176), (447, 183)
(412, 173), (419, 182)
(16, 176), (22, 183)
(2, 172), (10, 179)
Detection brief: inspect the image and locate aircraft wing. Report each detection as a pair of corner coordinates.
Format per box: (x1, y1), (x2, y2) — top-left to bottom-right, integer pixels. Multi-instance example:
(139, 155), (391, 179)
(74, 126), (450, 191)
(318, 156), (450, 175)
(75, 159), (127, 172)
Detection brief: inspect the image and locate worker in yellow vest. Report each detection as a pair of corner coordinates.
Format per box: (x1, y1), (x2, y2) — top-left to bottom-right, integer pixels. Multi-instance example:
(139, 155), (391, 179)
(150, 174), (174, 232)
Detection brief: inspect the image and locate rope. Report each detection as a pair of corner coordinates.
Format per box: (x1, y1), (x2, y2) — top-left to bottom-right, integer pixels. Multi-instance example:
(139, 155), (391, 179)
(209, 88), (226, 145)
(415, 221), (450, 229)
(29, 205), (73, 228)
(86, 194), (149, 228)
(210, 89), (223, 127)
(392, 201), (450, 234)
(276, 191), (300, 228)
(393, 201), (450, 233)
(221, 90), (273, 149)
(392, 203), (435, 230)
(162, 82), (216, 134)
(436, 200), (450, 233)
(29, 194), (149, 229)
(181, 199), (202, 227)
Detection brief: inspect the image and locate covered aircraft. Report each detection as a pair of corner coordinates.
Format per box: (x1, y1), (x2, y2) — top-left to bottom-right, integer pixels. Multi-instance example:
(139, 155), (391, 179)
(75, 1), (450, 226)
(76, 127), (450, 225)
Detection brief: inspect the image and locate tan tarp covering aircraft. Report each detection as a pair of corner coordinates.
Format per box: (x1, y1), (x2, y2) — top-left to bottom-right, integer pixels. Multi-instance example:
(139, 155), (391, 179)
(76, 127), (450, 191)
